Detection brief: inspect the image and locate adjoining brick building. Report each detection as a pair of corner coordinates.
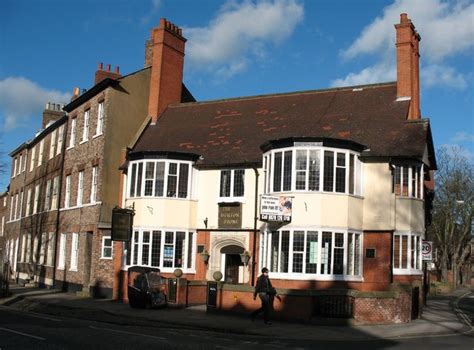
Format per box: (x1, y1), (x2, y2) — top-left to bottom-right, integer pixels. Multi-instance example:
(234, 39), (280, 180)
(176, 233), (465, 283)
(117, 14), (436, 323)
(3, 103), (67, 286)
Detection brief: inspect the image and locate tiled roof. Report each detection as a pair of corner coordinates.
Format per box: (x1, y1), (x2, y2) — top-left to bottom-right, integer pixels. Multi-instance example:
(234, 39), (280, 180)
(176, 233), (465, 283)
(132, 82), (432, 167)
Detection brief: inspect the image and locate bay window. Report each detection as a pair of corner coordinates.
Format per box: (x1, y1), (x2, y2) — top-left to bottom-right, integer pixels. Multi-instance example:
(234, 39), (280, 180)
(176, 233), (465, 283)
(127, 229), (195, 272)
(263, 146), (362, 195)
(261, 229), (362, 279)
(393, 164), (424, 199)
(128, 160), (192, 199)
(393, 232), (422, 274)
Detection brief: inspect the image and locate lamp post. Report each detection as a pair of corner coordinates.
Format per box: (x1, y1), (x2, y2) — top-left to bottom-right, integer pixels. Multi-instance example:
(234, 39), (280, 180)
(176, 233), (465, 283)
(240, 251), (251, 284)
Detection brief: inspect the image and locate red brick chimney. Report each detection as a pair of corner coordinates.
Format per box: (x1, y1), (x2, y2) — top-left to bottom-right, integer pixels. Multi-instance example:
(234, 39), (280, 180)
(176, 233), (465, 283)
(147, 18), (186, 124)
(395, 13), (421, 120)
(94, 63), (122, 84)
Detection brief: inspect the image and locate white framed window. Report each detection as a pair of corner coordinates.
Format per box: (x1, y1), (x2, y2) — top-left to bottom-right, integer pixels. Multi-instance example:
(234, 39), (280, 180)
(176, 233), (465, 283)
(49, 129), (57, 159)
(33, 184), (40, 214)
(101, 236), (113, 259)
(95, 101), (104, 136)
(33, 234), (39, 264)
(128, 160), (192, 199)
(20, 234), (26, 262)
(58, 233), (67, 270)
(30, 145), (36, 171)
(51, 176), (59, 210)
(260, 228), (362, 281)
(39, 232), (47, 265)
(219, 169), (245, 201)
(81, 110), (90, 142)
(19, 190), (23, 218)
(44, 179), (52, 211)
(77, 171), (84, 206)
(13, 193), (18, 220)
(9, 195), (14, 221)
(127, 229), (195, 272)
(56, 125), (64, 155)
(393, 164), (424, 199)
(12, 157), (17, 178)
(1, 216), (4, 236)
(393, 232), (422, 274)
(68, 117), (77, 149)
(264, 146), (363, 196)
(37, 140), (44, 167)
(46, 232), (55, 266)
(90, 166), (98, 203)
(18, 155), (22, 175)
(70, 233), (79, 271)
(26, 233), (32, 263)
(26, 189), (32, 216)
(64, 175), (71, 208)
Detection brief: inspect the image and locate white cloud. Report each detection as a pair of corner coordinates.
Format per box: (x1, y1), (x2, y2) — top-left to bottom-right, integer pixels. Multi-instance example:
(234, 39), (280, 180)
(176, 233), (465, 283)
(439, 143), (474, 163)
(0, 77), (70, 131)
(452, 132), (474, 143)
(330, 62), (395, 87)
(333, 0), (473, 89)
(185, 0), (304, 78)
(141, 0), (163, 25)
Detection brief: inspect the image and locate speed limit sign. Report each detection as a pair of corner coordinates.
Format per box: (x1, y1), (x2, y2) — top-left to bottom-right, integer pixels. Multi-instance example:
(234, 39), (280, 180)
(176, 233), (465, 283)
(422, 241), (433, 261)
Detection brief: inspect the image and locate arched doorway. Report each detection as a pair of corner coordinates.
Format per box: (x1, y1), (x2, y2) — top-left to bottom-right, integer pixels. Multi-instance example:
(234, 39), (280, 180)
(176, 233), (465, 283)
(221, 245), (244, 283)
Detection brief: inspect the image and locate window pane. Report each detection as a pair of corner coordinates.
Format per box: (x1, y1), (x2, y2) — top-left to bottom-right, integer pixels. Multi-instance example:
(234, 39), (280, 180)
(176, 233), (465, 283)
(141, 231), (150, 265)
(154, 162), (165, 197)
(415, 236), (420, 269)
(394, 166), (401, 195)
(144, 162), (155, 196)
(167, 163), (177, 197)
(283, 151), (292, 191)
(394, 235), (400, 268)
(178, 164), (189, 198)
(347, 233), (354, 275)
(305, 231), (318, 273)
(270, 231), (279, 272)
(333, 233), (344, 274)
(130, 164), (137, 197)
(354, 234), (361, 275)
(187, 232), (194, 269)
(296, 150), (307, 190)
(402, 167), (409, 196)
(273, 152), (282, 192)
(411, 167), (417, 197)
(132, 231), (139, 265)
(136, 163), (143, 197)
(401, 236), (408, 268)
(335, 153), (346, 193)
(323, 151), (334, 192)
(220, 170), (231, 197)
(151, 231), (161, 267)
(292, 231), (304, 273)
(349, 154), (355, 194)
(163, 232), (174, 267)
(411, 235), (416, 269)
(175, 232), (185, 268)
(280, 231), (290, 273)
(321, 232), (332, 274)
(233, 170), (245, 197)
(308, 150), (320, 191)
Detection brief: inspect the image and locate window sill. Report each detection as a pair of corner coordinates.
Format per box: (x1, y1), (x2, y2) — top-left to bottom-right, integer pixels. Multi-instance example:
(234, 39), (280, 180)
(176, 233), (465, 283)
(100, 256), (113, 260)
(92, 133), (103, 139)
(266, 273), (364, 282)
(60, 201), (102, 212)
(57, 267), (65, 271)
(69, 268), (78, 272)
(79, 139), (88, 145)
(218, 197), (245, 204)
(66, 146), (75, 151)
(395, 196), (424, 202)
(393, 269), (423, 275)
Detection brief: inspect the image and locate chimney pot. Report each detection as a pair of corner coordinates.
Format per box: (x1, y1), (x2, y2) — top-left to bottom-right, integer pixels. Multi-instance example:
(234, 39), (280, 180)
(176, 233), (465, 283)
(98, 62), (103, 70)
(114, 66), (120, 73)
(106, 64), (111, 72)
(160, 18), (166, 28)
(400, 13), (408, 23)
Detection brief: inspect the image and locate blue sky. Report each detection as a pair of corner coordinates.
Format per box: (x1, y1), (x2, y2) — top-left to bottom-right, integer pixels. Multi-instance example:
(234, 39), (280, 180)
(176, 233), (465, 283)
(0, 0), (473, 190)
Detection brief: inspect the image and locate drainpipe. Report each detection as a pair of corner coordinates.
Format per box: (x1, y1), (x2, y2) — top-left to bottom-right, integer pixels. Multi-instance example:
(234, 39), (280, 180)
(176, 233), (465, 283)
(251, 167), (259, 287)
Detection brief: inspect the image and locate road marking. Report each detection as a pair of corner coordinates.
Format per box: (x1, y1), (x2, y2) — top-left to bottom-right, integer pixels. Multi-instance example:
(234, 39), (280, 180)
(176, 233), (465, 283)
(0, 305), (62, 322)
(0, 327), (45, 341)
(453, 291), (473, 329)
(89, 325), (166, 340)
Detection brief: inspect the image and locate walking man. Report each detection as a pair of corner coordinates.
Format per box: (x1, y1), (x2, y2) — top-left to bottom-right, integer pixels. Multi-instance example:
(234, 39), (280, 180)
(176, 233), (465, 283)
(251, 267), (276, 325)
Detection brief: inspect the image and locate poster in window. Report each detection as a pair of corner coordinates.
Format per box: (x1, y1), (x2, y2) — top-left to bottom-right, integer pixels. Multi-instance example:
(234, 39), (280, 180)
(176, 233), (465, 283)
(164, 246), (173, 259)
(260, 195), (292, 222)
(309, 241), (318, 264)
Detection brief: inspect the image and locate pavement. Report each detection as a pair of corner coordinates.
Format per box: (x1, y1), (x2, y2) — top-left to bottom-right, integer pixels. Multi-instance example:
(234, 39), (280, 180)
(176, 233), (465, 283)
(0, 284), (472, 342)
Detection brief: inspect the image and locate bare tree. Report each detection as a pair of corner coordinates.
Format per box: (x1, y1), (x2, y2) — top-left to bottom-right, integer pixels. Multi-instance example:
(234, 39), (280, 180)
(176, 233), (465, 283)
(430, 146), (473, 286)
